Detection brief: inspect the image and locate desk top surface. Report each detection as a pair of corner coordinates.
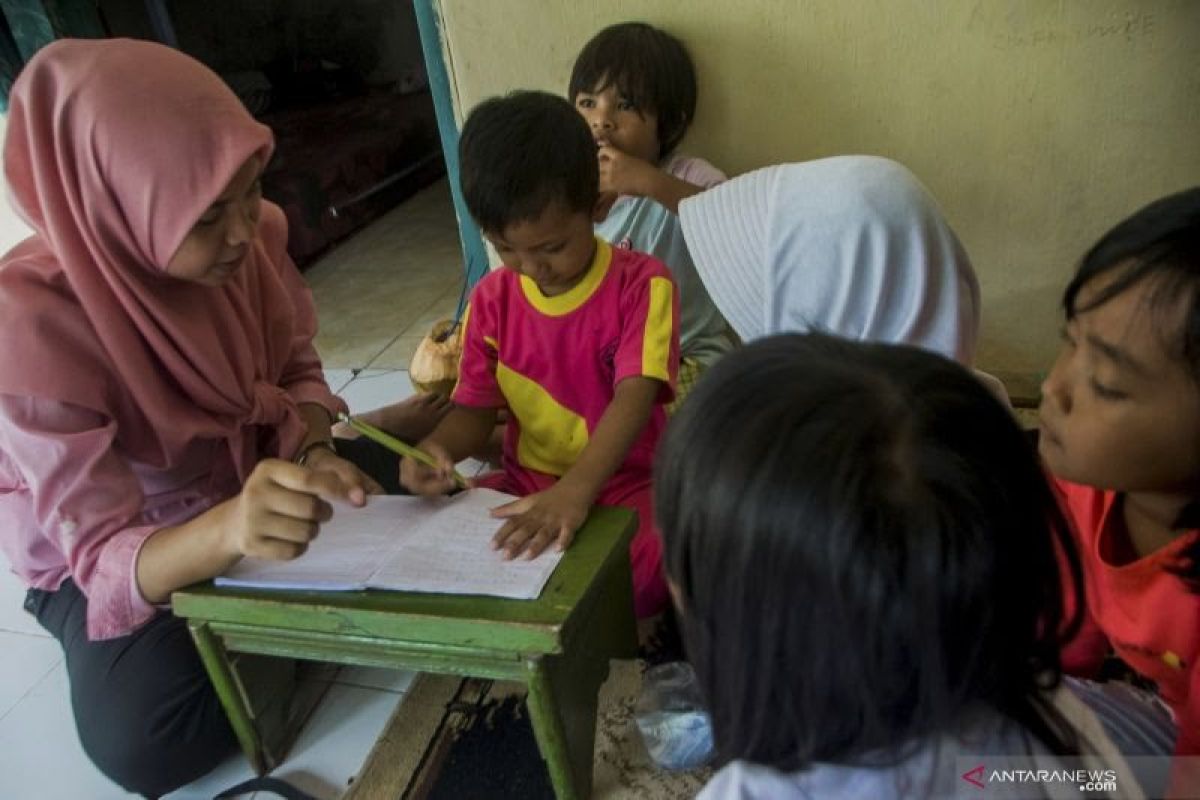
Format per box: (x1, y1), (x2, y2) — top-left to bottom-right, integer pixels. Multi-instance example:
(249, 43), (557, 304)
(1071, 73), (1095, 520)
(172, 505), (636, 655)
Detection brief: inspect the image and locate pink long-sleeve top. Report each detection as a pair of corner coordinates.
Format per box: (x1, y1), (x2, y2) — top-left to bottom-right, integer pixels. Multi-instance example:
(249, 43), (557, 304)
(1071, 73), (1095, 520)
(0, 272), (345, 640)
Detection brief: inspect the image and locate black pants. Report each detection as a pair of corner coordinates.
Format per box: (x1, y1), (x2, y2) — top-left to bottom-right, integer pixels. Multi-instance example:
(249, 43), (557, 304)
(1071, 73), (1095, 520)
(333, 435), (404, 495)
(22, 437), (402, 798)
(26, 579), (237, 798)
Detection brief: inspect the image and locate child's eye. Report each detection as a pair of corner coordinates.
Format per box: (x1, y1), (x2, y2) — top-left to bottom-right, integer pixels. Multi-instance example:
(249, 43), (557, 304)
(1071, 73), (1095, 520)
(617, 98), (636, 112)
(541, 243), (566, 254)
(196, 210), (221, 226)
(575, 97), (595, 109)
(1090, 379), (1128, 401)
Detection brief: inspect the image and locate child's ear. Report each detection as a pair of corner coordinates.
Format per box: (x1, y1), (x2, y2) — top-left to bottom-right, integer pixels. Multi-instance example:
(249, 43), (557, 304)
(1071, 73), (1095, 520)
(593, 192), (618, 223)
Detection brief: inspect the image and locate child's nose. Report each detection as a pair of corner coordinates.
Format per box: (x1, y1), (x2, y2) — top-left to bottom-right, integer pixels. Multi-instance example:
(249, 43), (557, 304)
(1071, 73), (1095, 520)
(591, 108), (614, 130)
(1041, 359), (1073, 415)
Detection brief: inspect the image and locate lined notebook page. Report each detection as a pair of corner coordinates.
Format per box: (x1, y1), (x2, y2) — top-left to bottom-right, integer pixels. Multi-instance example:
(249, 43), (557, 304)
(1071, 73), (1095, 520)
(372, 489), (565, 600)
(215, 489), (563, 600)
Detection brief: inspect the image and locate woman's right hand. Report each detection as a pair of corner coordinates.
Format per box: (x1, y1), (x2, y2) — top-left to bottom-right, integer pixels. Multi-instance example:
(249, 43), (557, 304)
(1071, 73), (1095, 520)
(399, 441), (462, 496)
(223, 458), (358, 560)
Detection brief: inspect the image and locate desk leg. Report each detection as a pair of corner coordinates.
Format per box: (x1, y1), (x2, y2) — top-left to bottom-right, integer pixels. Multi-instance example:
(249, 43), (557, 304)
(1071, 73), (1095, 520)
(525, 548), (638, 799)
(526, 652), (600, 800)
(188, 621), (268, 774)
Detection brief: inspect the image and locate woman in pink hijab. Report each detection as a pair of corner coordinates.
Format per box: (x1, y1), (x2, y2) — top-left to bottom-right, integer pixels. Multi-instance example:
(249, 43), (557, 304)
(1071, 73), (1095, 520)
(0, 39), (392, 796)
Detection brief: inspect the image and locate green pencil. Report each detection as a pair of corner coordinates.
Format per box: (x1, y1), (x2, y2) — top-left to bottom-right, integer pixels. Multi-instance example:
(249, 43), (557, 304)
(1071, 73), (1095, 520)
(337, 412), (469, 489)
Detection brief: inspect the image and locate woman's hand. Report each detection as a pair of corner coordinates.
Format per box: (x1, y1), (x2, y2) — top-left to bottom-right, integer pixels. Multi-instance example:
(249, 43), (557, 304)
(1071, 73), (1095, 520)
(302, 444), (383, 500)
(136, 456), (368, 602)
(399, 440), (465, 496)
(489, 484), (590, 560)
(222, 458), (361, 561)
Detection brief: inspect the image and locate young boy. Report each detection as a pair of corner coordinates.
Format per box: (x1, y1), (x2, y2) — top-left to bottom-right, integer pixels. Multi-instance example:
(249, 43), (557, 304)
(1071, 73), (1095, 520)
(399, 91), (680, 618)
(570, 22), (735, 407)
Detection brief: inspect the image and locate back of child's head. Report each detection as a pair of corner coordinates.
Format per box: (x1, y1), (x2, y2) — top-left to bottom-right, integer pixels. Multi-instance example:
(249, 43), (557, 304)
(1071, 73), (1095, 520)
(458, 90), (598, 234)
(568, 21), (697, 160)
(1064, 186), (1200, 377)
(655, 333), (1085, 771)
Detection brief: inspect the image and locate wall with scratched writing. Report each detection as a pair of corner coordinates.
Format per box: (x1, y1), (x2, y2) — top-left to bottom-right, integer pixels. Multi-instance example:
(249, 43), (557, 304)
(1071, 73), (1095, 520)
(436, 0), (1200, 379)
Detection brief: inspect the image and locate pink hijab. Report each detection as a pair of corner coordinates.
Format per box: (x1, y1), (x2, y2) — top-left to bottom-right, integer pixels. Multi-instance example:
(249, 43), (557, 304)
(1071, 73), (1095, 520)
(0, 39), (310, 479)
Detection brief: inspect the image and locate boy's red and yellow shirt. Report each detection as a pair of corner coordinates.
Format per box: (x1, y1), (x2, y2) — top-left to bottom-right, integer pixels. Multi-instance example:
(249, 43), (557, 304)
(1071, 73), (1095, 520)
(452, 238), (679, 490)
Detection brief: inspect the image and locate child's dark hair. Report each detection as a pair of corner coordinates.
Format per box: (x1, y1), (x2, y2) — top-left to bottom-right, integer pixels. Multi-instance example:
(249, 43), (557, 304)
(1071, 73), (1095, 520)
(655, 334), (1088, 774)
(458, 90), (598, 234)
(568, 22), (697, 160)
(1062, 185), (1200, 582)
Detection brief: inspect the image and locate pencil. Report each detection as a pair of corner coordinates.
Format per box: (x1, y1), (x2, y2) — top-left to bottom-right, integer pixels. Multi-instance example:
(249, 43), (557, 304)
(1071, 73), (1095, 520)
(336, 412), (469, 489)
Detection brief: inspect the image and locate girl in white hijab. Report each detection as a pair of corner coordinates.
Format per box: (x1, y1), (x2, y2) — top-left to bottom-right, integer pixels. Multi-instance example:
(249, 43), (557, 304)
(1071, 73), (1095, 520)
(679, 155), (980, 365)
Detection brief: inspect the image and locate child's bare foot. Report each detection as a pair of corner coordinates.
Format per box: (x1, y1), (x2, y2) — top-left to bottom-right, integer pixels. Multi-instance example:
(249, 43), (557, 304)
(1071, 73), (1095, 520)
(333, 393), (452, 443)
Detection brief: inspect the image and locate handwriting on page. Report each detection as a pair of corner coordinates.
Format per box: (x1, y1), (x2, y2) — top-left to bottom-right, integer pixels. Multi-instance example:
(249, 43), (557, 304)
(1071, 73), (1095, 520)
(217, 495), (442, 590)
(217, 499), (413, 589)
(373, 503), (564, 599)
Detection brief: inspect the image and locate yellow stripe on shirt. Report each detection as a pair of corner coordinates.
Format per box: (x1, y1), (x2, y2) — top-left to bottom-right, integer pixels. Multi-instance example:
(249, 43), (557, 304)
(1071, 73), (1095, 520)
(496, 361), (590, 476)
(450, 303), (473, 396)
(642, 276), (674, 383)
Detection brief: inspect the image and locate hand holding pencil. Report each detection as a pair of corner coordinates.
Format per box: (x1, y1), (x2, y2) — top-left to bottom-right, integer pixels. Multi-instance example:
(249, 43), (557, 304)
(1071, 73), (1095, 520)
(399, 438), (471, 496)
(337, 412), (470, 495)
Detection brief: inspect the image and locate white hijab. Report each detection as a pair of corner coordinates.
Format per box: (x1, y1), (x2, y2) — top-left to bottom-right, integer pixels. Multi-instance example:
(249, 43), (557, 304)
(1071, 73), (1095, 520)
(679, 156), (980, 364)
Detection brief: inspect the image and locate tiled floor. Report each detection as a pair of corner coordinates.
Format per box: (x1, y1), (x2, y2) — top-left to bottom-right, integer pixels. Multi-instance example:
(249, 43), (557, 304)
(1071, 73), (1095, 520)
(306, 178), (466, 372)
(0, 180), (472, 799)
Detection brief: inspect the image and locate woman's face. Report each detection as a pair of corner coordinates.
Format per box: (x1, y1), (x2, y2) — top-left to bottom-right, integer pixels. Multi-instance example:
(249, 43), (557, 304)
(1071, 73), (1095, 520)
(165, 156), (263, 287)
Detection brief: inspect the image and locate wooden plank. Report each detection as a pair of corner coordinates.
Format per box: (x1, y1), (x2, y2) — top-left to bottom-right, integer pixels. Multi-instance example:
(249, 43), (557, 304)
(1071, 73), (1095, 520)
(342, 673), (466, 800)
(210, 622), (538, 682)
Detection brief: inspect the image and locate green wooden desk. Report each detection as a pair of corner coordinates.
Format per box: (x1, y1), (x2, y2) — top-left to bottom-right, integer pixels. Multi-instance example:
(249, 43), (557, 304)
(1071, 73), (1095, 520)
(172, 506), (638, 800)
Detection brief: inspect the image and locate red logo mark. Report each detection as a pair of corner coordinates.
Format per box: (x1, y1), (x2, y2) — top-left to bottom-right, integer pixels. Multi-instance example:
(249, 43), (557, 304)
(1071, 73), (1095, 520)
(962, 764), (986, 789)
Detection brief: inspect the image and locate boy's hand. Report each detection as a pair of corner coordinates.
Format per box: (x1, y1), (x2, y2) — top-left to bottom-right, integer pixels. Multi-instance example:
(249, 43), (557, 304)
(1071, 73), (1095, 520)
(489, 485), (590, 560)
(597, 143), (660, 198)
(398, 441), (462, 496)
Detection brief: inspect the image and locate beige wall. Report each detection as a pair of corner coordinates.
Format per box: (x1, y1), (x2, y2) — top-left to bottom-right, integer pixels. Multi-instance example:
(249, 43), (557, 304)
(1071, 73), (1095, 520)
(436, 0), (1200, 378)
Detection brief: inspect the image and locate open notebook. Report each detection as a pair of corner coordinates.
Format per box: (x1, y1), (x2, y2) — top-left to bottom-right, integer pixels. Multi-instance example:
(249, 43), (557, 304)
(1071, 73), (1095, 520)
(215, 488), (564, 600)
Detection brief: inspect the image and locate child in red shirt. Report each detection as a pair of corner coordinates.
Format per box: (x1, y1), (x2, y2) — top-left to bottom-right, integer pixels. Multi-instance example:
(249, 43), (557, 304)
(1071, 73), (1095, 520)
(400, 92), (679, 618)
(1040, 187), (1200, 796)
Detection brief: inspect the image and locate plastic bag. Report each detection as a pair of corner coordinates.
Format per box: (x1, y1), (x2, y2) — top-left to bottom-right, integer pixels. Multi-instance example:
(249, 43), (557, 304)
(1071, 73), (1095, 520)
(634, 661), (714, 771)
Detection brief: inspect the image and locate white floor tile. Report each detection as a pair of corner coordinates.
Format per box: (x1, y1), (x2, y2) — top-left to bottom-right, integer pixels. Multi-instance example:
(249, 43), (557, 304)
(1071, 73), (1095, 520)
(0, 569), (48, 637)
(163, 749), (259, 800)
(334, 666), (415, 694)
(0, 665), (401, 800)
(458, 457), (494, 478)
(266, 683), (402, 800)
(322, 368), (357, 395)
(0, 664), (132, 800)
(338, 370), (415, 414)
(0, 631), (61, 721)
